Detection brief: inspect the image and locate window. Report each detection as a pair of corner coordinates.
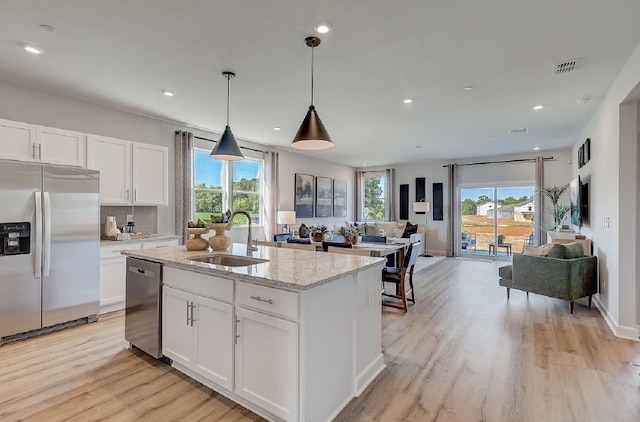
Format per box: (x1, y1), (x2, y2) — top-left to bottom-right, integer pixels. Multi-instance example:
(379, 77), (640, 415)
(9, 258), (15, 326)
(193, 148), (263, 225)
(362, 172), (387, 221)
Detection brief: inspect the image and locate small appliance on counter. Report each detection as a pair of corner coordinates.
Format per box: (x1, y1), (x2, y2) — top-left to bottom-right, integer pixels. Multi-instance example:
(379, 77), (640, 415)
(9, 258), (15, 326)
(104, 216), (120, 237)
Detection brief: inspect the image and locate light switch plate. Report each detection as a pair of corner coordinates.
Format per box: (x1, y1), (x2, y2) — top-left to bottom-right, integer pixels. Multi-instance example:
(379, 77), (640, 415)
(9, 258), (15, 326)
(126, 214), (134, 223)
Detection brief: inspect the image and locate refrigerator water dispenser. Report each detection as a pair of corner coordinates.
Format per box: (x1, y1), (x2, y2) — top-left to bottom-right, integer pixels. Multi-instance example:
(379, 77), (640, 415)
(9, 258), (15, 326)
(0, 222), (30, 256)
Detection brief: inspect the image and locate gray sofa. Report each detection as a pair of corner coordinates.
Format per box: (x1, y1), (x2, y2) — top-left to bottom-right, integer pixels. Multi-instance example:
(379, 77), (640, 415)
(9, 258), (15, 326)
(498, 242), (597, 314)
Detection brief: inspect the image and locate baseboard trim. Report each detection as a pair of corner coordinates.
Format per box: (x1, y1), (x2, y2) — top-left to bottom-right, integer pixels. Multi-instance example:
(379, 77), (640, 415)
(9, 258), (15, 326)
(593, 296), (639, 341)
(355, 353), (385, 396)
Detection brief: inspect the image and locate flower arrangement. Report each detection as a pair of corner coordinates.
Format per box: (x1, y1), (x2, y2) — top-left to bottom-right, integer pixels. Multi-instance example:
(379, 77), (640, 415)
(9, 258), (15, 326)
(309, 224), (328, 241)
(207, 210), (233, 231)
(339, 225), (360, 244)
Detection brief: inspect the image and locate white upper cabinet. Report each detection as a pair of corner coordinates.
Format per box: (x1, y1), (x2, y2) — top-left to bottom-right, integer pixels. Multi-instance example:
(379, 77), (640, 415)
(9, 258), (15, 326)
(0, 118), (36, 162)
(87, 135), (132, 205)
(36, 126), (85, 167)
(87, 135), (167, 206)
(0, 119), (84, 166)
(132, 143), (168, 205)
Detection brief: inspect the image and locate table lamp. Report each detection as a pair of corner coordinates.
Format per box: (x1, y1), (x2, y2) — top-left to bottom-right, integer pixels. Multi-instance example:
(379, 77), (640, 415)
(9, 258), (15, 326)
(277, 210), (296, 234)
(412, 200), (430, 256)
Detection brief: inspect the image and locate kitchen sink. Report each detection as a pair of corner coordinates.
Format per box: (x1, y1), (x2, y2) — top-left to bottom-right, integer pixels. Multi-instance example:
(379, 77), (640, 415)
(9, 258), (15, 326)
(190, 255), (269, 267)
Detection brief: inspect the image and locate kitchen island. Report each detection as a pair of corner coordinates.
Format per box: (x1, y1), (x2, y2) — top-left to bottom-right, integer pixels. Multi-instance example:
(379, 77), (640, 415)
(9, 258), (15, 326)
(122, 244), (386, 422)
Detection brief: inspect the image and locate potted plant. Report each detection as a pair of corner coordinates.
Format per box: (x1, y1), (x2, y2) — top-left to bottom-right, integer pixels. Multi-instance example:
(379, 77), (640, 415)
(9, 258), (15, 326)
(207, 210), (233, 251)
(309, 224), (328, 242)
(186, 219), (210, 251)
(497, 234), (505, 244)
(339, 225), (360, 245)
(542, 184), (570, 230)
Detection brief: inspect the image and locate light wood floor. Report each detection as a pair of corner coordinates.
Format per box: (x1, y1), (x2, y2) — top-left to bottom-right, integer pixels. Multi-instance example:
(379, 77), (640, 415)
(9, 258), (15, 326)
(1, 258), (639, 421)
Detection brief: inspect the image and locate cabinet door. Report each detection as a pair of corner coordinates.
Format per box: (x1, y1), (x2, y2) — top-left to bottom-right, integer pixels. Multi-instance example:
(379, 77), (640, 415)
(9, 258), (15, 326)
(99, 256), (126, 313)
(87, 135), (132, 205)
(163, 286), (194, 366)
(235, 307), (298, 421)
(132, 143), (168, 205)
(37, 126), (85, 167)
(0, 118), (37, 162)
(194, 295), (234, 391)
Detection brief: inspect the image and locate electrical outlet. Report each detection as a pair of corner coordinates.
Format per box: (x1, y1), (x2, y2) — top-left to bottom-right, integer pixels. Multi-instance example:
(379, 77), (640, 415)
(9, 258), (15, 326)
(126, 214), (134, 224)
(600, 276), (607, 293)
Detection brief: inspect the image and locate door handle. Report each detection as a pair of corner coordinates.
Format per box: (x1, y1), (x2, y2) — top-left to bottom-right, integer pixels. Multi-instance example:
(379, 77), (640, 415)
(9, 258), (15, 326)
(38, 143), (42, 160)
(43, 192), (51, 277)
(34, 192), (42, 278)
(189, 302), (196, 327)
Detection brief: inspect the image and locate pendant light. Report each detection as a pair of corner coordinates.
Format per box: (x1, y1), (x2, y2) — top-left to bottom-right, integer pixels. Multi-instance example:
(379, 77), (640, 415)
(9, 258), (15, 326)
(210, 71), (245, 161)
(291, 36), (334, 150)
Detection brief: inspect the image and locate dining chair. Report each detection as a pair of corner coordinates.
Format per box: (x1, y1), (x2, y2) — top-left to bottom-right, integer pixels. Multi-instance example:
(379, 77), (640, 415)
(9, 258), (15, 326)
(382, 241), (421, 312)
(281, 243), (316, 251)
(327, 246), (371, 256)
(322, 241), (352, 252)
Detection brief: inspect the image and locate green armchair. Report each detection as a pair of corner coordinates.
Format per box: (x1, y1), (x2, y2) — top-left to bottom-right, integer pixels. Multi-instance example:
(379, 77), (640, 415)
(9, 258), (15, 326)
(498, 242), (597, 314)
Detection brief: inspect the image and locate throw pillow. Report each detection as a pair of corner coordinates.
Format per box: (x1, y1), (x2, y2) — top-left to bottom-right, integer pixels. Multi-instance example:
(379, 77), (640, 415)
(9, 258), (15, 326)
(376, 222), (398, 236)
(402, 221), (418, 238)
(364, 223), (378, 236)
(547, 243), (565, 259)
(392, 227), (404, 238)
(522, 244), (551, 256)
(299, 223), (310, 238)
(563, 242), (584, 258)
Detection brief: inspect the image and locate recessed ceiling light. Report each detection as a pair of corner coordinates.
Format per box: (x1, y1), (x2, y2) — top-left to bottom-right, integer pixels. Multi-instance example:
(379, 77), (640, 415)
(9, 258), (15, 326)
(23, 45), (42, 55)
(314, 23), (331, 34)
(403, 98), (413, 104)
(576, 97), (590, 105)
(162, 90), (175, 97)
(362, 163), (367, 167)
(533, 147), (540, 151)
(533, 105), (544, 110)
(273, 127), (281, 131)
(416, 145), (422, 149)
(463, 86), (473, 91)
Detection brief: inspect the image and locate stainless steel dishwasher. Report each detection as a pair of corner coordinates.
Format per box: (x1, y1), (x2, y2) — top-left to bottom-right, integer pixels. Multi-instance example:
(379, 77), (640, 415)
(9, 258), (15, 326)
(125, 257), (163, 358)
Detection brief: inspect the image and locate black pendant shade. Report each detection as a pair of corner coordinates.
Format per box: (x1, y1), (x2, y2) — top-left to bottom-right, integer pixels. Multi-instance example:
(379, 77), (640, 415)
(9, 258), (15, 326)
(210, 71), (245, 161)
(291, 36), (334, 150)
(210, 125), (243, 160)
(291, 105), (334, 150)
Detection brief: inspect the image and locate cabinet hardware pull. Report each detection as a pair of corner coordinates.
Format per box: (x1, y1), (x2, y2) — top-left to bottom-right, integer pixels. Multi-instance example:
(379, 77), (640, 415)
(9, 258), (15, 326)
(32, 143), (36, 159)
(190, 302), (196, 327)
(235, 318), (240, 344)
(250, 296), (273, 304)
(38, 144), (42, 160)
(134, 189), (137, 202)
(126, 189), (130, 201)
(186, 301), (190, 325)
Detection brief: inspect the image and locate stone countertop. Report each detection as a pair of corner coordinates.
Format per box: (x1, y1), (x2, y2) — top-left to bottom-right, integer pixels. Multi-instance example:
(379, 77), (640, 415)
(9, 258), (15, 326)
(122, 244), (385, 290)
(100, 234), (180, 246)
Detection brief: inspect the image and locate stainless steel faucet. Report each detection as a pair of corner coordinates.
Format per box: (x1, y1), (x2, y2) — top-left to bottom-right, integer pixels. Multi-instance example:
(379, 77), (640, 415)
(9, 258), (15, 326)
(231, 211), (258, 255)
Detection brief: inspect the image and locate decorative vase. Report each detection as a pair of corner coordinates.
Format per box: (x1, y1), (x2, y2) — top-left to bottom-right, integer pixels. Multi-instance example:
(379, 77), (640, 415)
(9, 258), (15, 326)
(208, 223), (232, 251)
(349, 236), (358, 245)
(312, 233), (324, 242)
(185, 227), (210, 251)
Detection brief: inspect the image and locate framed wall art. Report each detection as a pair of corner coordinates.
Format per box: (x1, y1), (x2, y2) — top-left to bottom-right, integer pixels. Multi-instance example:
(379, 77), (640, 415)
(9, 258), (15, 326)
(333, 179), (347, 217)
(315, 176), (332, 217)
(295, 173), (314, 218)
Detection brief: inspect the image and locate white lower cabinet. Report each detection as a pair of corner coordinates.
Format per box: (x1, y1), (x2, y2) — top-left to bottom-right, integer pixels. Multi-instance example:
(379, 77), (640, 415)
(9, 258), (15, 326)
(162, 286), (235, 391)
(235, 307), (298, 421)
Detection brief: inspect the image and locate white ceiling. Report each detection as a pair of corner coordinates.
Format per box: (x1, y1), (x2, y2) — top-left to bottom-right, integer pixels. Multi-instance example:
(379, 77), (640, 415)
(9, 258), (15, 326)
(1, 0), (640, 167)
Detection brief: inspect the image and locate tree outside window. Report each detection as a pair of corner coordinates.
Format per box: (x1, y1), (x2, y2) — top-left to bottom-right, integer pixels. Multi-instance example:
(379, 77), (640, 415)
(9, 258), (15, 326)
(363, 173), (386, 220)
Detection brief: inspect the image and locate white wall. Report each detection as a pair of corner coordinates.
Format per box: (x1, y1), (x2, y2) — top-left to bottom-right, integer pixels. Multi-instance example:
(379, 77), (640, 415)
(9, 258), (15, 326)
(362, 148), (572, 256)
(573, 39), (640, 339)
(276, 149), (355, 227)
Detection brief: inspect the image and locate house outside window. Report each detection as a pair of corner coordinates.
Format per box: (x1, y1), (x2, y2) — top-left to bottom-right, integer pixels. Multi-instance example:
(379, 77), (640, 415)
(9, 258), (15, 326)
(193, 148), (263, 225)
(362, 171), (387, 221)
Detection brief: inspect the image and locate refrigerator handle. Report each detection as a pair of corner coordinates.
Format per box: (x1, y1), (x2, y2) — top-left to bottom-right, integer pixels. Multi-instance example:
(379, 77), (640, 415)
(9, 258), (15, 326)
(43, 191), (51, 277)
(34, 192), (42, 279)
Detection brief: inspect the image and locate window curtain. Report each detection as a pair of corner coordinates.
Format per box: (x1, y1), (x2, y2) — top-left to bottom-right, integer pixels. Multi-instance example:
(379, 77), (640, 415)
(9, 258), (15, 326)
(174, 131), (194, 245)
(385, 168), (396, 221)
(534, 156), (544, 246)
(446, 164), (459, 257)
(263, 151), (279, 240)
(354, 170), (363, 221)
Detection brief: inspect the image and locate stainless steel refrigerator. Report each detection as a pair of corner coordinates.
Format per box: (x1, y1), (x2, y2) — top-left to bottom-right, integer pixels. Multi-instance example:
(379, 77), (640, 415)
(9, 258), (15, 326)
(0, 160), (100, 342)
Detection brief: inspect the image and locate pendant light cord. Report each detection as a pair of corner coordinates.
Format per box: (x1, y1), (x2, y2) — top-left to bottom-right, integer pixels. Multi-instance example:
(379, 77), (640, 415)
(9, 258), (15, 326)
(310, 44), (315, 106)
(226, 74), (231, 126)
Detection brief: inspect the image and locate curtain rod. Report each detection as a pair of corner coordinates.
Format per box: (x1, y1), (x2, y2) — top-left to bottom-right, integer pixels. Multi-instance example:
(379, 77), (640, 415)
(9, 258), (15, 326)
(193, 135), (268, 154)
(442, 156), (554, 167)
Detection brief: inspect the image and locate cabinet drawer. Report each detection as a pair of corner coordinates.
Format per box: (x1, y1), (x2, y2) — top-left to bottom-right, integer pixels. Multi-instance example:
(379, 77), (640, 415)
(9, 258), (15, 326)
(164, 267), (233, 303)
(236, 282), (299, 320)
(100, 242), (143, 258)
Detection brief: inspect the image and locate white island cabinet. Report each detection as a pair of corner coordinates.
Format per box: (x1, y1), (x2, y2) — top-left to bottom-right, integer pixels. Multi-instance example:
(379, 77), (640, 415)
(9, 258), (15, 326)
(124, 244), (386, 422)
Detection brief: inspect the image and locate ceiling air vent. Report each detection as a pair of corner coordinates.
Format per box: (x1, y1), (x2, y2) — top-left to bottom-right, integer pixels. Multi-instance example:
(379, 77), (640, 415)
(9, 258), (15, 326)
(554, 58), (581, 75)
(508, 128), (529, 134)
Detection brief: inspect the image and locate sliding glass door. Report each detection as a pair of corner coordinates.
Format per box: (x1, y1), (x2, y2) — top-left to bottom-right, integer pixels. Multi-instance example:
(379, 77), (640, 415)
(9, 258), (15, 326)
(460, 185), (534, 258)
